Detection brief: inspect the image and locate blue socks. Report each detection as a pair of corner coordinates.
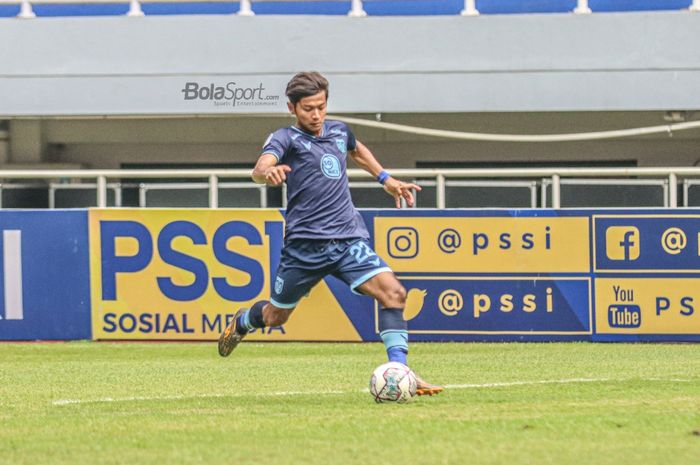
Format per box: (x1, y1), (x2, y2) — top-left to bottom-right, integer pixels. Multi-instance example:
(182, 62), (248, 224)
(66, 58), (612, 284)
(387, 347), (407, 365)
(235, 302), (409, 366)
(236, 300), (268, 335)
(378, 308), (408, 365)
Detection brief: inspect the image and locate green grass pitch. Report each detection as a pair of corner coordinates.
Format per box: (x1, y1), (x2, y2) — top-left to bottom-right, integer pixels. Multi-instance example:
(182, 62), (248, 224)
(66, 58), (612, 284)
(1, 342), (698, 465)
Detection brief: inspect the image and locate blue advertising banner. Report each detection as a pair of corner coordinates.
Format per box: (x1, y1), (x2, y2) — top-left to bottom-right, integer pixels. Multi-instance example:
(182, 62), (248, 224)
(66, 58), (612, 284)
(0, 211), (91, 340)
(364, 209), (700, 342)
(355, 210), (594, 341)
(3, 208), (700, 342)
(393, 277), (591, 339)
(594, 215), (700, 272)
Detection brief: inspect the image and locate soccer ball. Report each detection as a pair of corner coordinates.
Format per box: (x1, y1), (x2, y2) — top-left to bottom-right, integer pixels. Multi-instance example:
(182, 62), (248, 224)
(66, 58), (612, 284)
(369, 362), (417, 403)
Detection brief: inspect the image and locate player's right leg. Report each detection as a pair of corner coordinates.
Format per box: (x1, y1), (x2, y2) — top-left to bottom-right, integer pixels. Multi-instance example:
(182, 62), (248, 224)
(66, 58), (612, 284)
(218, 240), (324, 357)
(218, 301), (293, 357)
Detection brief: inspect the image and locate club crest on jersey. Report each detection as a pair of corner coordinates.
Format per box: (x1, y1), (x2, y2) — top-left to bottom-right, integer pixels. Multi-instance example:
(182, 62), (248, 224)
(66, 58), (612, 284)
(321, 154), (341, 179)
(275, 276), (284, 295)
(335, 138), (347, 154)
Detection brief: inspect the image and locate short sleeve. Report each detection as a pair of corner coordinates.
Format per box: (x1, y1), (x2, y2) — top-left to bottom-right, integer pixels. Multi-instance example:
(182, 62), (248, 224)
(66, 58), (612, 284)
(261, 129), (289, 162)
(345, 124), (357, 152)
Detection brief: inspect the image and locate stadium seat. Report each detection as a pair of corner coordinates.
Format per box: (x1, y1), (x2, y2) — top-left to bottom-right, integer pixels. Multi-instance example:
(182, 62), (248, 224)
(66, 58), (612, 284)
(0, 0), (694, 18)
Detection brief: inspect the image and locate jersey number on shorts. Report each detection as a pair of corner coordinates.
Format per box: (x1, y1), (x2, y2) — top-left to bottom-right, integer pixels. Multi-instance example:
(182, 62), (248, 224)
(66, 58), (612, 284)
(349, 242), (379, 266)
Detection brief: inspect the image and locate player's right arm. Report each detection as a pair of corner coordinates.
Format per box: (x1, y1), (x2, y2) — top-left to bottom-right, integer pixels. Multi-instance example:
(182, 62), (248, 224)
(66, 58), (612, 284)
(252, 154), (291, 186)
(252, 130), (292, 186)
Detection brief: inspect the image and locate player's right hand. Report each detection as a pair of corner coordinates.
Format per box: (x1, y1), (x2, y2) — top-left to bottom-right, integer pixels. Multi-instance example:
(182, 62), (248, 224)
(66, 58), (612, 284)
(264, 165), (292, 186)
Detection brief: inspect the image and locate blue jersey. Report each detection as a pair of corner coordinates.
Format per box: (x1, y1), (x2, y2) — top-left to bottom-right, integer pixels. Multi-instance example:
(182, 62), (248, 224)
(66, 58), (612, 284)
(261, 120), (369, 241)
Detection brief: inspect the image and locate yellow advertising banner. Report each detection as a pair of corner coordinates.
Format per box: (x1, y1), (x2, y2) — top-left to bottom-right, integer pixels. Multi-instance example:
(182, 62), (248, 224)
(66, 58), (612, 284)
(374, 216), (590, 273)
(89, 209), (360, 341)
(595, 278), (700, 334)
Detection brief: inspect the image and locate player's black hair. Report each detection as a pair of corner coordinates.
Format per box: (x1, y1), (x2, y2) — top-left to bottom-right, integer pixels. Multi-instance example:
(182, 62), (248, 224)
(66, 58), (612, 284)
(285, 71), (329, 105)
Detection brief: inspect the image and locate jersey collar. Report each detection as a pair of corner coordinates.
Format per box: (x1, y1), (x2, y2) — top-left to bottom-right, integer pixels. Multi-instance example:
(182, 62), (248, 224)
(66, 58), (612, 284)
(290, 123), (325, 139)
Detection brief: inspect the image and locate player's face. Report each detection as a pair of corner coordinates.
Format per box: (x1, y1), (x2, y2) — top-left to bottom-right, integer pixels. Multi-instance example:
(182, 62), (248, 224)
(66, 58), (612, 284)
(289, 91), (327, 136)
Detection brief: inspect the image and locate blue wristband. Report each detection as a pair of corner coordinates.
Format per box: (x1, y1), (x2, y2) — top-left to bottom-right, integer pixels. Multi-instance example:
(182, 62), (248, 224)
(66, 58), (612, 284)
(377, 170), (391, 185)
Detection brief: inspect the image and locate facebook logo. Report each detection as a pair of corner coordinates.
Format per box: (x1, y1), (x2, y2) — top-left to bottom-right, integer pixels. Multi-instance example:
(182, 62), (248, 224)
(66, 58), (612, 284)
(605, 227), (640, 261)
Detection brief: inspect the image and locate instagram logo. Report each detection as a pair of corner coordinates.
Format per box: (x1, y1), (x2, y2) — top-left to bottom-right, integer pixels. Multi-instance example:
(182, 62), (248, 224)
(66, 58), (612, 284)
(387, 227), (419, 259)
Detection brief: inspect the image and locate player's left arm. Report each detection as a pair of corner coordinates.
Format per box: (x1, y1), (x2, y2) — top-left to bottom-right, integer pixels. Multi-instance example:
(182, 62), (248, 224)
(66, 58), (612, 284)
(348, 140), (421, 208)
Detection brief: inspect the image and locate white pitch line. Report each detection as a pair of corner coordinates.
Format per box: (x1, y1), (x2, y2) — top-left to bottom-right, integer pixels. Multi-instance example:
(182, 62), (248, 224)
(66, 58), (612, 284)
(444, 377), (612, 389)
(52, 390), (346, 406)
(52, 377), (692, 406)
(444, 377), (693, 389)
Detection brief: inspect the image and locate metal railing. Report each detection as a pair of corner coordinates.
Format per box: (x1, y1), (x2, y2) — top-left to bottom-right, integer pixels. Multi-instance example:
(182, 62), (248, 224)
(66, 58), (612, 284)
(4, 0), (698, 19)
(49, 182), (123, 208)
(682, 179), (700, 207)
(411, 179), (538, 208)
(0, 167), (698, 209)
(540, 178), (670, 208)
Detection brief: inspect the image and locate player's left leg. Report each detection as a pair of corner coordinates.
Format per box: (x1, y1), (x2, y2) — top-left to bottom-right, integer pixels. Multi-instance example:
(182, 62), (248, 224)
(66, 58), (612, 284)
(334, 238), (443, 396)
(355, 272), (408, 364)
(356, 272), (443, 396)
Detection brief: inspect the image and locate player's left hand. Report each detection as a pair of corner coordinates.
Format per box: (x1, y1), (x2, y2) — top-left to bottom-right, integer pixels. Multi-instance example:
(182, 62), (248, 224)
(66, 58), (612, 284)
(383, 178), (422, 208)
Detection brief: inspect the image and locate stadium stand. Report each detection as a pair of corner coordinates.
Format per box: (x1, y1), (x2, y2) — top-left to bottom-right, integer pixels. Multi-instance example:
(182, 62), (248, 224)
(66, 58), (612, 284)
(0, 0), (697, 18)
(0, 1), (698, 209)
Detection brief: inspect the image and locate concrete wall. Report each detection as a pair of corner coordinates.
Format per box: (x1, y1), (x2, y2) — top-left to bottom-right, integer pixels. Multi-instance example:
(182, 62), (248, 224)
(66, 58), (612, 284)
(0, 129), (8, 164)
(39, 112), (700, 169)
(1, 12), (699, 115)
(1, 11), (698, 169)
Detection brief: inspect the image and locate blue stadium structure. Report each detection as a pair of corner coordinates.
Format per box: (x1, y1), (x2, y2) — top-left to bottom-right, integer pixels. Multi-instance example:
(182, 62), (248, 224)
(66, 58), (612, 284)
(0, 0), (698, 210)
(0, 0), (696, 18)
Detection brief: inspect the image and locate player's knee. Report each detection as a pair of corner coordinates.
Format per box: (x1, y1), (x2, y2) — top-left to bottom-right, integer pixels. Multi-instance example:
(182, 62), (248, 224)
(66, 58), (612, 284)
(396, 285), (407, 306)
(381, 284), (406, 308)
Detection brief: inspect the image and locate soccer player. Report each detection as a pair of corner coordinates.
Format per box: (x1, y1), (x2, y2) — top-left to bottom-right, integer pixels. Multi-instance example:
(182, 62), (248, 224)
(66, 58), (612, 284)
(218, 71), (442, 396)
